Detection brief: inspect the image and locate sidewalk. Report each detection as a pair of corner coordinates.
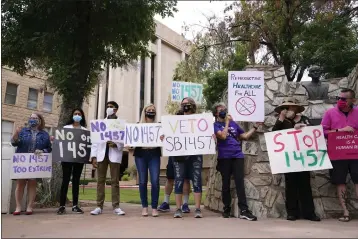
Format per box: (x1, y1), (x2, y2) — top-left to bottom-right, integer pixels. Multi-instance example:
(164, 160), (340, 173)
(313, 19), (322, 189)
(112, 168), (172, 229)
(2, 203), (358, 238)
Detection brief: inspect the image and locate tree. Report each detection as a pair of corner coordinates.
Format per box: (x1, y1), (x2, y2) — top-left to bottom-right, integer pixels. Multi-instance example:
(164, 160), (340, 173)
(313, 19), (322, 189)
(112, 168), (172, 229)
(2, 0), (176, 204)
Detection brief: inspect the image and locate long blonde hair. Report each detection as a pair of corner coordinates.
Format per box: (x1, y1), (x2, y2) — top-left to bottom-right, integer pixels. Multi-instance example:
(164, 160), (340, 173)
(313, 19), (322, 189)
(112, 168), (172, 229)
(140, 103), (157, 123)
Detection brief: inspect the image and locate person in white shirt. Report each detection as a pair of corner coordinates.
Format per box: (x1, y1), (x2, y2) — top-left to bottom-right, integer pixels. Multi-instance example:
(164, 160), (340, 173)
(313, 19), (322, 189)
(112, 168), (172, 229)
(90, 101), (125, 216)
(57, 108), (88, 215)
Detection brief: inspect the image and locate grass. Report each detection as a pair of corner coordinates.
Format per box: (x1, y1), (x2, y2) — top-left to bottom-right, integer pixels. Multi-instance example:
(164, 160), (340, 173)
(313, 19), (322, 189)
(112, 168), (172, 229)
(68, 187), (207, 205)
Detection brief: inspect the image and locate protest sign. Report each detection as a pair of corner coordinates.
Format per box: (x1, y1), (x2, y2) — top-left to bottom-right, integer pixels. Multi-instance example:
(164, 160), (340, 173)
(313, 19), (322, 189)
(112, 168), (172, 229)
(52, 128), (91, 163)
(125, 123), (163, 147)
(264, 125), (332, 174)
(90, 119), (126, 143)
(328, 130), (358, 160)
(171, 81), (203, 104)
(161, 113), (216, 156)
(228, 71), (264, 122)
(10, 153), (52, 179)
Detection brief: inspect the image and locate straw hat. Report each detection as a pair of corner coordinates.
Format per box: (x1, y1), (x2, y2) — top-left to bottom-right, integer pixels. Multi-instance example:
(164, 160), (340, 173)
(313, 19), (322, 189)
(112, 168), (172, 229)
(274, 97), (305, 113)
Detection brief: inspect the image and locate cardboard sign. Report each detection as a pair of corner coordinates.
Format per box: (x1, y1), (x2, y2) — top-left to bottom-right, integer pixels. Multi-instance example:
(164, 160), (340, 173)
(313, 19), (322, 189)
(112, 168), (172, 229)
(328, 130), (358, 160)
(228, 71), (264, 122)
(125, 123), (163, 147)
(10, 153), (52, 179)
(52, 128), (91, 163)
(161, 113), (216, 156)
(90, 119), (126, 143)
(171, 81), (203, 104)
(264, 125), (333, 174)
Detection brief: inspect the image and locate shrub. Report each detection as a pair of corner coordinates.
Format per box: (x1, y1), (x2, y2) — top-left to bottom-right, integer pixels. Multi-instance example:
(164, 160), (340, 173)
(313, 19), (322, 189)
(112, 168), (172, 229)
(121, 174), (130, 181)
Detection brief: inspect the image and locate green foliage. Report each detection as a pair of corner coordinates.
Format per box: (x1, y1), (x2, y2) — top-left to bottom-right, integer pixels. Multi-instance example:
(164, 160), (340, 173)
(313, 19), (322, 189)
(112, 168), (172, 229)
(121, 174), (130, 181)
(203, 70), (228, 111)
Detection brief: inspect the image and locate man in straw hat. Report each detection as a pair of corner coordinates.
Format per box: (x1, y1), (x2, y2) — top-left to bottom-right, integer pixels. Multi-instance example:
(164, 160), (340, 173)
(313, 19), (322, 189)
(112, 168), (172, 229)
(272, 97), (321, 222)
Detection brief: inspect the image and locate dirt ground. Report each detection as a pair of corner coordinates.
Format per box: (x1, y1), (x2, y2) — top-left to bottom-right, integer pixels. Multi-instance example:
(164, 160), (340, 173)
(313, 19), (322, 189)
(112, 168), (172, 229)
(2, 203), (358, 238)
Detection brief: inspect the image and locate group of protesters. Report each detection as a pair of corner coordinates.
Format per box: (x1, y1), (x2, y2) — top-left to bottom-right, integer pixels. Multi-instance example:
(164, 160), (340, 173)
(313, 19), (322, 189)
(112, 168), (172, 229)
(10, 88), (357, 222)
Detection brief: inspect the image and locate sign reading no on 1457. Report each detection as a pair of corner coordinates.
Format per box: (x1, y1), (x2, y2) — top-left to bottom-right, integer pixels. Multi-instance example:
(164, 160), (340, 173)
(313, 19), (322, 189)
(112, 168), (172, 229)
(171, 81), (203, 104)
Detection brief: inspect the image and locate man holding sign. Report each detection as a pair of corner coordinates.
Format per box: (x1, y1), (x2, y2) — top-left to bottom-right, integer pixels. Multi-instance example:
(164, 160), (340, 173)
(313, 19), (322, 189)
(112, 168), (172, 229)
(90, 101), (126, 216)
(321, 89), (358, 222)
(270, 97), (321, 222)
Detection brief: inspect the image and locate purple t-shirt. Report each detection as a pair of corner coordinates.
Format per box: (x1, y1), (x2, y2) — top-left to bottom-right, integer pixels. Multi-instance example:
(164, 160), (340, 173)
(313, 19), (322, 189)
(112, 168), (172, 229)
(214, 121), (245, 159)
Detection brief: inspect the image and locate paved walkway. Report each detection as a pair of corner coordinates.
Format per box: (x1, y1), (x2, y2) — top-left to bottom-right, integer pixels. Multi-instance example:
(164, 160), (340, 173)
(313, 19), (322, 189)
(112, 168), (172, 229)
(2, 203), (358, 238)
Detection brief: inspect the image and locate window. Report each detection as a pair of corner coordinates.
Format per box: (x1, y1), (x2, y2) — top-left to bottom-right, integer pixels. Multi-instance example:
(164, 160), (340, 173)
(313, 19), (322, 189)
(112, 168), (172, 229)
(5, 83), (18, 105)
(150, 54), (155, 103)
(43, 92), (53, 112)
(27, 88), (38, 109)
(139, 56), (145, 115)
(2, 120), (14, 159)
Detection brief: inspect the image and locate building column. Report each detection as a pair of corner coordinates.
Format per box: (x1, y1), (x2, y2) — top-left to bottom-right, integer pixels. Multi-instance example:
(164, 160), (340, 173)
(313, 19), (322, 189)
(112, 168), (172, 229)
(144, 43), (152, 105)
(181, 51), (186, 61)
(108, 67), (115, 101)
(135, 58), (141, 122)
(97, 70), (107, 119)
(155, 39), (162, 118)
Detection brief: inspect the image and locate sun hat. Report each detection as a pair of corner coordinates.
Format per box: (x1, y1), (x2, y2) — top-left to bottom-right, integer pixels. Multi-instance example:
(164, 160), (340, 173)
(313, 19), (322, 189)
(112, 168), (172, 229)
(274, 96), (305, 113)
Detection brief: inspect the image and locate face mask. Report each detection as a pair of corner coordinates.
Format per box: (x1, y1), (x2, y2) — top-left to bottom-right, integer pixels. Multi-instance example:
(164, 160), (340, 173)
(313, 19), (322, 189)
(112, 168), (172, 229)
(337, 100), (348, 109)
(28, 119), (38, 127)
(145, 112), (156, 119)
(218, 111), (227, 119)
(286, 110), (296, 119)
(73, 115), (82, 122)
(106, 107), (114, 117)
(182, 104), (192, 113)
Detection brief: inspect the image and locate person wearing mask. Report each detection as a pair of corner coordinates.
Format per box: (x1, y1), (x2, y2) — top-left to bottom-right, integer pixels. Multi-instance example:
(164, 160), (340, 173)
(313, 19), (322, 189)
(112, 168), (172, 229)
(133, 103), (161, 217)
(272, 97), (320, 221)
(57, 108), (88, 215)
(158, 109), (192, 214)
(11, 113), (52, 215)
(90, 101), (125, 216)
(213, 103), (258, 221)
(321, 89), (358, 222)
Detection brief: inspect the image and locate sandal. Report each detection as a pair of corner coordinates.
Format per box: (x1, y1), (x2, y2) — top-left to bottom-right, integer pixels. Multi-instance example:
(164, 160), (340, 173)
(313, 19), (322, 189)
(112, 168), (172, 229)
(13, 211), (21, 216)
(338, 215), (351, 222)
(25, 210), (33, 215)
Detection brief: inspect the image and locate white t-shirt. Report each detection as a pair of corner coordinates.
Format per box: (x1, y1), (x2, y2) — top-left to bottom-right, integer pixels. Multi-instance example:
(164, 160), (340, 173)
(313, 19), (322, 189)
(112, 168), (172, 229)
(64, 124), (88, 130)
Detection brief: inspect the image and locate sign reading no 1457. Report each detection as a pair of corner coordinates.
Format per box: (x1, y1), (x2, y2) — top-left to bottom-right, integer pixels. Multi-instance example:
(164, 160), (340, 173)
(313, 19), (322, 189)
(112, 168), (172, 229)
(171, 81), (203, 104)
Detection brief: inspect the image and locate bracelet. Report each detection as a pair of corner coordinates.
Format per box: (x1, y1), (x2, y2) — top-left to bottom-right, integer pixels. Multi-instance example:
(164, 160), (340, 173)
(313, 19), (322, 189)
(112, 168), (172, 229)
(253, 126), (258, 130)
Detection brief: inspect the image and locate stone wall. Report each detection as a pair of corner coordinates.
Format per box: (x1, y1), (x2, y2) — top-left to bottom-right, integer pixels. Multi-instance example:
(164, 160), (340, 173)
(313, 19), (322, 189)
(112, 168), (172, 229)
(205, 64), (358, 218)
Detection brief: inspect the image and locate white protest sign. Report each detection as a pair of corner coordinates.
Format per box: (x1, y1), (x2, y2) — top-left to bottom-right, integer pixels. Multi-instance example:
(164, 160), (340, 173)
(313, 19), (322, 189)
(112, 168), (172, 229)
(264, 125), (333, 174)
(10, 153), (52, 179)
(90, 119), (126, 143)
(161, 113), (216, 156)
(228, 71), (264, 122)
(171, 81), (203, 104)
(125, 123), (163, 147)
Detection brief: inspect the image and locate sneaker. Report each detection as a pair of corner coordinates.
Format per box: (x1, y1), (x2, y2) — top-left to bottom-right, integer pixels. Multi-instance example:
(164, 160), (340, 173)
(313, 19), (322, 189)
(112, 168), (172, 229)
(114, 208), (125, 216)
(174, 209), (183, 218)
(158, 202), (170, 212)
(222, 207), (231, 218)
(240, 210), (257, 221)
(57, 206), (66, 215)
(90, 207), (102, 215)
(181, 203), (190, 213)
(72, 205), (84, 214)
(194, 208), (203, 218)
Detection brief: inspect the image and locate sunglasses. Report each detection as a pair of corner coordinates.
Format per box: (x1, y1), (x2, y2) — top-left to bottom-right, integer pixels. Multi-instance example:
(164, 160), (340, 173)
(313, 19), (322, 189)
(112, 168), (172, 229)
(336, 96), (352, 101)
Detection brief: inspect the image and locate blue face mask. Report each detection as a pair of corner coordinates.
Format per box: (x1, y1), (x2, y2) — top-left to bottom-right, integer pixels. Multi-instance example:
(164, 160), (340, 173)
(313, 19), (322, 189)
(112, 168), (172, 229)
(73, 115), (82, 122)
(218, 111), (227, 119)
(28, 119), (38, 127)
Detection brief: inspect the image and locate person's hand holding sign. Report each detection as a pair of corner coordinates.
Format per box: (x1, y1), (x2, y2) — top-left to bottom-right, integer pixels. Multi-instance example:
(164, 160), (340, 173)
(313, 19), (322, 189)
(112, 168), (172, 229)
(107, 141), (117, 148)
(91, 157), (98, 169)
(279, 109), (287, 122)
(160, 135), (164, 141)
(340, 126), (355, 133)
(294, 123), (307, 130)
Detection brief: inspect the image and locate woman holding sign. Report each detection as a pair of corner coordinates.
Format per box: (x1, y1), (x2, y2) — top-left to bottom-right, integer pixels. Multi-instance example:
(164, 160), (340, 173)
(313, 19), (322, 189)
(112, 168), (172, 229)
(272, 97), (320, 222)
(57, 108), (88, 215)
(133, 103), (161, 217)
(213, 103), (258, 221)
(11, 113), (52, 215)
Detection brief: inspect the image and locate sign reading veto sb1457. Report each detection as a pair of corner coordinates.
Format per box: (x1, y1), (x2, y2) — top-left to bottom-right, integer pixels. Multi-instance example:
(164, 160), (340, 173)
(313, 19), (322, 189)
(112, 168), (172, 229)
(264, 125), (333, 174)
(52, 128), (91, 163)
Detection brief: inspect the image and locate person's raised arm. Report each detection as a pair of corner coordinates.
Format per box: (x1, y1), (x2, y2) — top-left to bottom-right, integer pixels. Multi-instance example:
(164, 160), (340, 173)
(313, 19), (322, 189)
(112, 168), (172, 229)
(239, 123), (259, 140)
(215, 116), (230, 140)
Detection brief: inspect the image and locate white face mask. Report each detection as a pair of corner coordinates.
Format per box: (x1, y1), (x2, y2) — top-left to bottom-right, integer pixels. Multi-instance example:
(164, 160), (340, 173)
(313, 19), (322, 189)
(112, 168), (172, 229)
(106, 107), (114, 117)
(286, 110), (296, 119)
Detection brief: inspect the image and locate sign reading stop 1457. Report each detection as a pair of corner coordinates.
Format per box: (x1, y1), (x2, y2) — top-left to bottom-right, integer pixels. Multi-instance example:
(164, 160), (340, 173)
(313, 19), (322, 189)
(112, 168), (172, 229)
(171, 81), (203, 104)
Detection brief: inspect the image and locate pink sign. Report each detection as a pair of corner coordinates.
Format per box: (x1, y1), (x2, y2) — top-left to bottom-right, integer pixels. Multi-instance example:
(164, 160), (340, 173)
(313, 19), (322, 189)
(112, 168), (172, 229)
(327, 130), (358, 160)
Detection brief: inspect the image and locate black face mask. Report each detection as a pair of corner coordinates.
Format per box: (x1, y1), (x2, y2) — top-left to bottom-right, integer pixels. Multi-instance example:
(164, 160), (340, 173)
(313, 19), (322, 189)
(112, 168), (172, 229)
(218, 111), (227, 119)
(182, 104), (192, 113)
(145, 112), (156, 119)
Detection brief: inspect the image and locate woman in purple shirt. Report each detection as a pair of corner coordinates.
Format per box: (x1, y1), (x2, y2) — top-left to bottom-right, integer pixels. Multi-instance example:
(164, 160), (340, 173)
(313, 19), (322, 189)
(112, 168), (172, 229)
(213, 102), (259, 221)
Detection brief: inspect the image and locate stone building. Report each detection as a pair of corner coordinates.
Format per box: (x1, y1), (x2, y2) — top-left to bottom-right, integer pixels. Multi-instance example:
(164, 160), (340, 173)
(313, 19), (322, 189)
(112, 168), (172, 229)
(205, 64), (358, 219)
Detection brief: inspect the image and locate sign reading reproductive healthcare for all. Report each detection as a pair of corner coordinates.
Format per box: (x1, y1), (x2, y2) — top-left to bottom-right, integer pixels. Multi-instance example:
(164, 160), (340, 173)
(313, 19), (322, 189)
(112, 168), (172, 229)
(171, 81), (203, 105)
(125, 123), (163, 147)
(328, 130), (358, 160)
(264, 125), (332, 174)
(90, 119), (126, 143)
(161, 113), (216, 157)
(228, 71), (264, 122)
(52, 128), (91, 163)
(10, 153), (52, 179)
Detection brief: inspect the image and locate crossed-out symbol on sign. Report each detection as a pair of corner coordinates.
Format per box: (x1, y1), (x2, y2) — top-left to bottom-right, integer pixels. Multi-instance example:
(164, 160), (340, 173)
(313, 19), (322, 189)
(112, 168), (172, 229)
(235, 97), (256, 116)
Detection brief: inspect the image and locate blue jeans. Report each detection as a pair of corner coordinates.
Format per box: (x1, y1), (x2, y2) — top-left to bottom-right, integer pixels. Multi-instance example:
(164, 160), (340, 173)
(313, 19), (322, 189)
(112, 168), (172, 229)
(135, 152), (160, 208)
(173, 155), (203, 194)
